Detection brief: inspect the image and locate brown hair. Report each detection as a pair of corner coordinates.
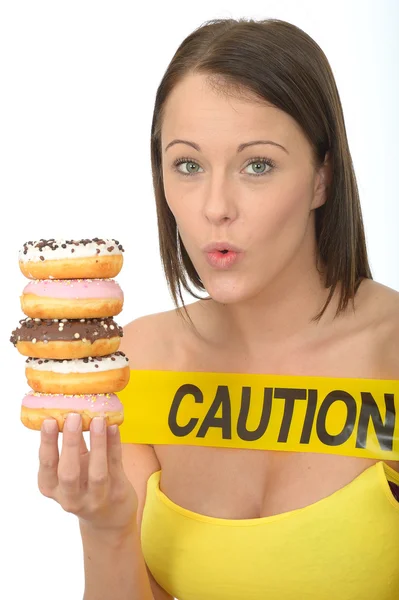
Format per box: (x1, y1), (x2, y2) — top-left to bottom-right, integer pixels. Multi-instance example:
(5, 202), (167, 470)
(150, 17), (372, 332)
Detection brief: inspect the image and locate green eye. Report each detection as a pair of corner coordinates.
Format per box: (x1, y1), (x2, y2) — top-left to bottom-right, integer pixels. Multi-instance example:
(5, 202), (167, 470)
(174, 160), (202, 175)
(172, 156), (276, 177)
(244, 160), (269, 175)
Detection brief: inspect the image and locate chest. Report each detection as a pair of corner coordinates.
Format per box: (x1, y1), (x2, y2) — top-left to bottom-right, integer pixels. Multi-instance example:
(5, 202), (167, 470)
(143, 466), (399, 600)
(153, 318), (397, 519)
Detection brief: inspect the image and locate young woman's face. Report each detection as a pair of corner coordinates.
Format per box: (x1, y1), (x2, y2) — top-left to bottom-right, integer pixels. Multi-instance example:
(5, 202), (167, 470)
(161, 73), (328, 304)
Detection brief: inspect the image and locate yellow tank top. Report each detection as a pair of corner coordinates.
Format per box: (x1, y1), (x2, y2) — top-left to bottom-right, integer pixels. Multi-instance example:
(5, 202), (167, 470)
(141, 461), (399, 599)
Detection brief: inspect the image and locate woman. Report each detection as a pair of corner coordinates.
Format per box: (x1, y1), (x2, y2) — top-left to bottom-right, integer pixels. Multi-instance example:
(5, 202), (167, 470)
(38, 17), (399, 600)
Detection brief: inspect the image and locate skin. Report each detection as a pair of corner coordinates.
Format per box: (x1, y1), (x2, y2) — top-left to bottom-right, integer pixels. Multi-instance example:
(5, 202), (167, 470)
(34, 72), (398, 600)
(153, 71), (399, 509)
(161, 72), (335, 357)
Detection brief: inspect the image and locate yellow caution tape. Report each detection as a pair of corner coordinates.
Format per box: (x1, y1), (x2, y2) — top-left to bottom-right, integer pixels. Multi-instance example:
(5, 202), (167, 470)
(117, 370), (399, 460)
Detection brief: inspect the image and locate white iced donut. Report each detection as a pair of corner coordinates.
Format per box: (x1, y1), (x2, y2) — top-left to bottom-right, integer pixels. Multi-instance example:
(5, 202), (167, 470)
(25, 352), (130, 394)
(19, 238), (124, 280)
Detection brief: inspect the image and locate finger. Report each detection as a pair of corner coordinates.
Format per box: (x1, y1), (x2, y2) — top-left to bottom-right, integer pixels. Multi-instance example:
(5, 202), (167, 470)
(106, 424), (124, 478)
(79, 431), (90, 488)
(88, 417), (108, 497)
(38, 419), (59, 497)
(58, 413), (82, 502)
(80, 432), (89, 456)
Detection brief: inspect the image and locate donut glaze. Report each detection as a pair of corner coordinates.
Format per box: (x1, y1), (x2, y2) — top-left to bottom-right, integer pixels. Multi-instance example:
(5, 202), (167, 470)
(21, 279), (124, 318)
(25, 352), (130, 393)
(21, 392), (124, 431)
(19, 238), (124, 280)
(11, 317), (123, 358)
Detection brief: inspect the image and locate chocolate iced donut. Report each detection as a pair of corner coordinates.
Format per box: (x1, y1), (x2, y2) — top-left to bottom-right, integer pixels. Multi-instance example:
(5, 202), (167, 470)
(21, 391), (124, 431)
(20, 278), (124, 319)
(10, 317), (123, 359)
(19, 238), (124, 280)
(25, 352), (130, 394)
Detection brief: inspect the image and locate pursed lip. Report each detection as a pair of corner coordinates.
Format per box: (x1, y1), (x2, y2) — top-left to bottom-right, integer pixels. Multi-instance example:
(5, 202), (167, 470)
(202, 241), (244, 253)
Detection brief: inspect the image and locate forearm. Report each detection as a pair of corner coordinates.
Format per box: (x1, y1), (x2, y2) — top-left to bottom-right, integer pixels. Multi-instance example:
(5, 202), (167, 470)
(79, 519), (154, 600)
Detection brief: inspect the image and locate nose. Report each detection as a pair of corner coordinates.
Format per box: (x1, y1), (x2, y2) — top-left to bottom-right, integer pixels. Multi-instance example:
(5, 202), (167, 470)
(202, 175), (238, 225)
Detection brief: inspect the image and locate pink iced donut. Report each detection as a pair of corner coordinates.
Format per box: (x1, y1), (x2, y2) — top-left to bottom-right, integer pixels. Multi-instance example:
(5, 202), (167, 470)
(20, 278), (124, 319)
(21, 391), (124, 431)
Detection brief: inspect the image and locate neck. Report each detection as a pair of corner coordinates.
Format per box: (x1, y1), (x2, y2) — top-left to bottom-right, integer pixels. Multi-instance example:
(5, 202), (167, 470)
(201, 266), (347, 358)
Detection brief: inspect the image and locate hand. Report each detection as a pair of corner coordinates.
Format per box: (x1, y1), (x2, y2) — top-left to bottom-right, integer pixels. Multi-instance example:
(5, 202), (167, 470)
(38, 413), (138, 532)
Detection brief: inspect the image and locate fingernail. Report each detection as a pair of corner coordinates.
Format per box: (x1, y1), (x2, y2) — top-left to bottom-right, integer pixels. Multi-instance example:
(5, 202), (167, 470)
(66, 413), (81, 432)
(43, 420), (57, 434)
(92, 417), (105, 434)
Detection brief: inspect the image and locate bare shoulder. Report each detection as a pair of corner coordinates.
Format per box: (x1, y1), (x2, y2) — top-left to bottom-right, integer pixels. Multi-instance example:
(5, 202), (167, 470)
(117, 311), (180, 597)
(119, 307), (186, 367)
(380, 297), (399, 378)
(120, 310), (169, 352)
(366, 280), (399, 376)
(361, 280), (399, 379)
(117, 307), (191, 500)
(117, 309), (182, 528)
(362, 278), (399, 316)
(367, 282), (399, 474)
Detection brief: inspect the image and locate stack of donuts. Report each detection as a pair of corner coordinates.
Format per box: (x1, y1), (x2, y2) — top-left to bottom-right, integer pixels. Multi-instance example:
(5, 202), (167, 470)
(10, 238), (129, 432)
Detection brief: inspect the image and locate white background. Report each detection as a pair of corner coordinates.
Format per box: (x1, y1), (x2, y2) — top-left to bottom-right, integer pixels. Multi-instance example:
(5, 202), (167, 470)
(0, 1), (398, 598)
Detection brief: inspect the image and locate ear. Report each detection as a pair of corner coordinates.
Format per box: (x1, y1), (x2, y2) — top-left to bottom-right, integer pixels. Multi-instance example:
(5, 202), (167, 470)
(311, 151), (332, 210)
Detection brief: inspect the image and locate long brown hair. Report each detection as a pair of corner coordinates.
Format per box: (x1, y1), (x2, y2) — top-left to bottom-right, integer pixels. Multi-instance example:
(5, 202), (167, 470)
(150, 17), (372, 332)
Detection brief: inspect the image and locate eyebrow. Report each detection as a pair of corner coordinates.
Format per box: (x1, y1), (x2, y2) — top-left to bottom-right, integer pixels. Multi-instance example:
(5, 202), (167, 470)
(164, 139), (289, 154)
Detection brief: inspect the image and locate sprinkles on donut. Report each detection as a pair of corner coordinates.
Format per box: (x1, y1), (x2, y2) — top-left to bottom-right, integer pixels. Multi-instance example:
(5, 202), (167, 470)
(19, 238), (124, 279)
(14, 236), (129, 430)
